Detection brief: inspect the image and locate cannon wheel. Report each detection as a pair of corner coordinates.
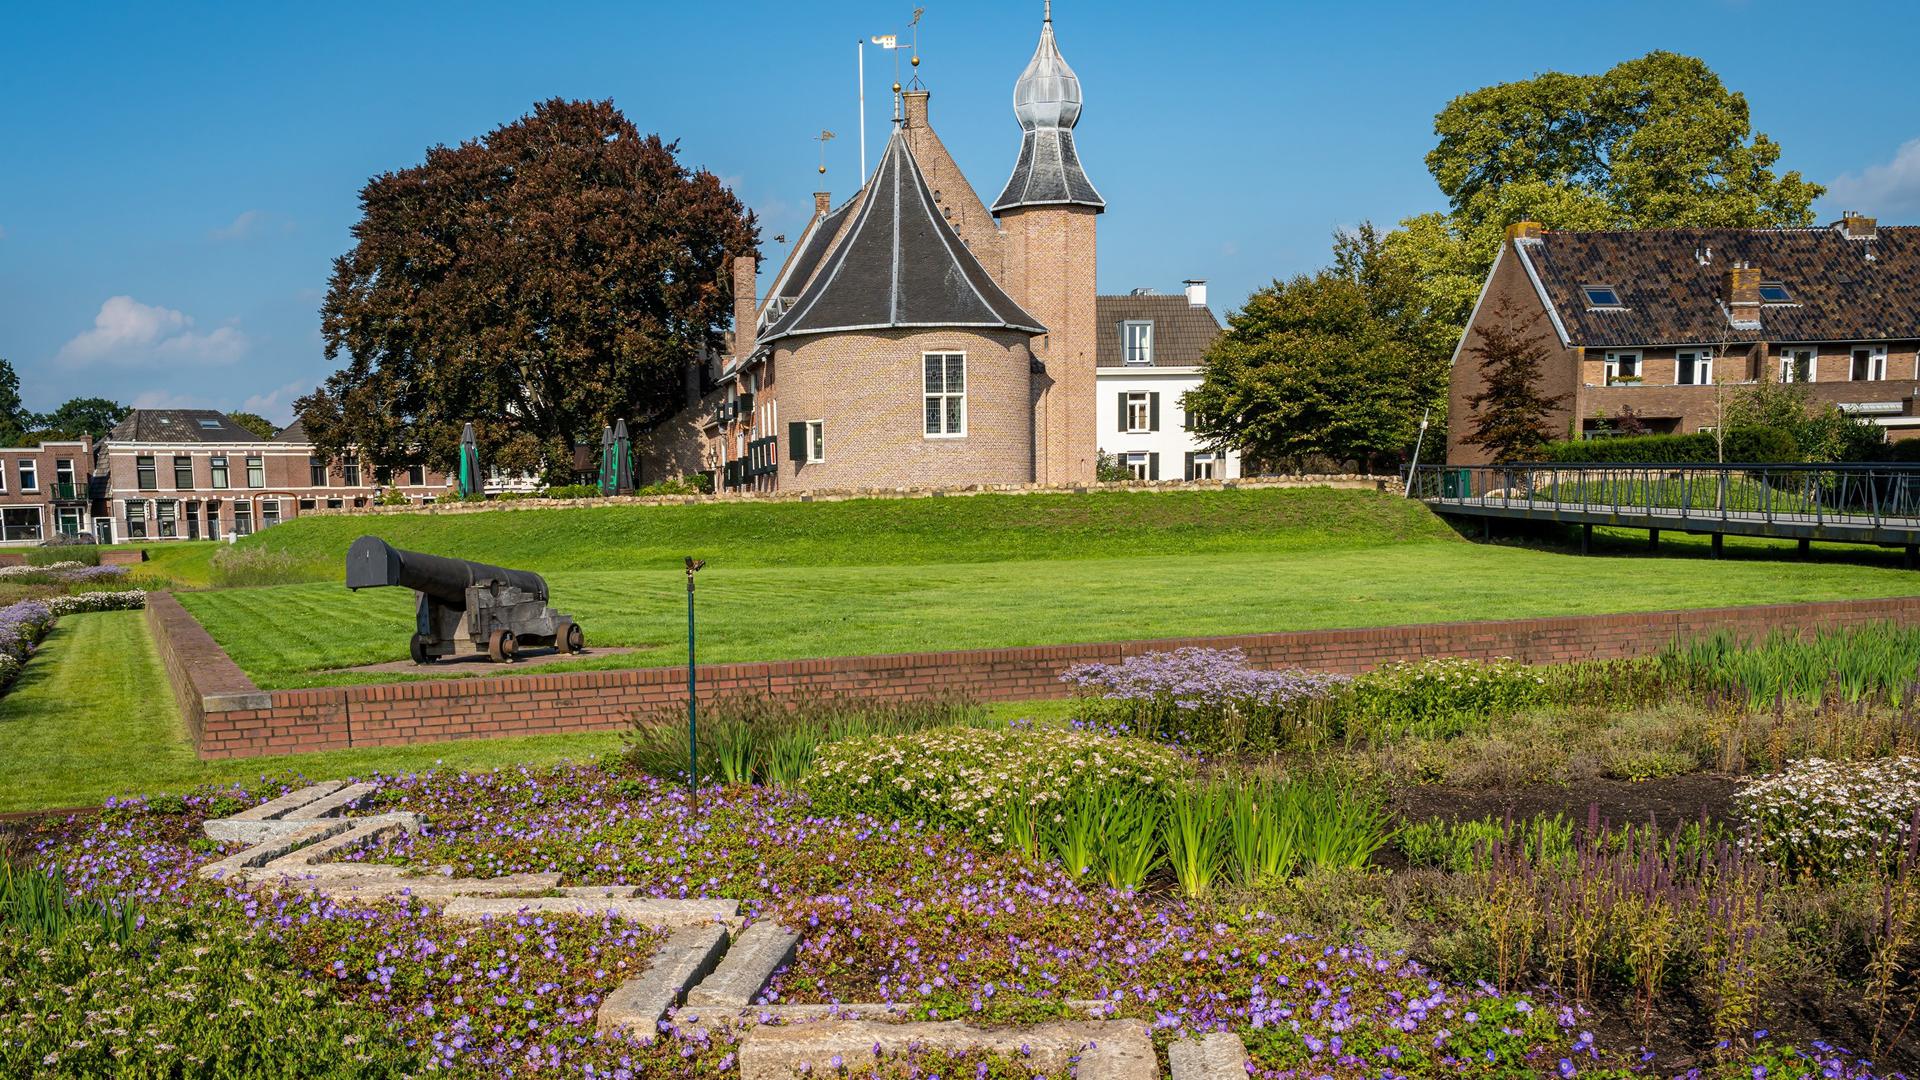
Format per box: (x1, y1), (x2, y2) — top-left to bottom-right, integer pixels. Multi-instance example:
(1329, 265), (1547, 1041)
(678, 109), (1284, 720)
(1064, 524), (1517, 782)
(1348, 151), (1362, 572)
(565, 623), (585, 654)
(487, 629), (517, 663)
(408, 634), (431, 665)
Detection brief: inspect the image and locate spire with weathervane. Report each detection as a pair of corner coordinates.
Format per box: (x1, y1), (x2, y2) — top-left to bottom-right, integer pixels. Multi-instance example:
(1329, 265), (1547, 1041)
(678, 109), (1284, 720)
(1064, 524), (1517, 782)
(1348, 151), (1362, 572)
(991, 1), (1104, 213)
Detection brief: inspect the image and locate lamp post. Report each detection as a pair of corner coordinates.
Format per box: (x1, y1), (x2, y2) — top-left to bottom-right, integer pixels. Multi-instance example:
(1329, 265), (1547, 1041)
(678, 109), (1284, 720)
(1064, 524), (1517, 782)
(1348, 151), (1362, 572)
(684, 556), (706, 799)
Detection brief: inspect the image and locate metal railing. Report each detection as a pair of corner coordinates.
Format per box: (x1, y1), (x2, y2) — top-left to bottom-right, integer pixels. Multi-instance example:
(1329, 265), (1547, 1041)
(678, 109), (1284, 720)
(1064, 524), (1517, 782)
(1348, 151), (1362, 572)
(1408, 463), (1920, 530)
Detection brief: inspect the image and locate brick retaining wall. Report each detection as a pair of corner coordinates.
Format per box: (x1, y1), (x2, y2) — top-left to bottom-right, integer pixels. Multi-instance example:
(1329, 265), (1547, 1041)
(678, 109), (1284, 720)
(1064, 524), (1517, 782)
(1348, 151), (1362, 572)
(149, 592), (1920, 760)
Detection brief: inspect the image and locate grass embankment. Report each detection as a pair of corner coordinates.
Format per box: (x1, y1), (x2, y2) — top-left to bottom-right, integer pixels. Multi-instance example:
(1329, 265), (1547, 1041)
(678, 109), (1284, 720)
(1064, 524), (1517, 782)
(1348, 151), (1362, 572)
(171, 488), (1920, 689)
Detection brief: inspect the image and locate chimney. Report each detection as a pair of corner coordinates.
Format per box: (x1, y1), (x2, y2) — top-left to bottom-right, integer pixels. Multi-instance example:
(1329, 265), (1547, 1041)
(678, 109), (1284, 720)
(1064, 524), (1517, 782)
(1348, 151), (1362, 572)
(731, 256), (757, 364)
(814, 191), (831, 216)
(1838, 212), (1878, 240)
(1182, 279), (1208, 308)
(902, 89), (930, 129)
(1722, 261), (1761, 328)
(1506, 220), (1543, 242)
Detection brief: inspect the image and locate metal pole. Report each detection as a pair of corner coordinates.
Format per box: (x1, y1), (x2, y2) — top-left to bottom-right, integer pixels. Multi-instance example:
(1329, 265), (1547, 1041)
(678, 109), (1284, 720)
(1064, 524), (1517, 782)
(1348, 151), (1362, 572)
(1403, 407), (1430, 498)
(685, 556), (705, 796)
(858, 41), (866, 181)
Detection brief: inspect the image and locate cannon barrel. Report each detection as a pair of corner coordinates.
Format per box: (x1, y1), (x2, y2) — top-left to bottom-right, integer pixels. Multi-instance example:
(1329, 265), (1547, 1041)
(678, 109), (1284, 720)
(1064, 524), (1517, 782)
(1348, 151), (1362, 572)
(346, 536), (547, 607)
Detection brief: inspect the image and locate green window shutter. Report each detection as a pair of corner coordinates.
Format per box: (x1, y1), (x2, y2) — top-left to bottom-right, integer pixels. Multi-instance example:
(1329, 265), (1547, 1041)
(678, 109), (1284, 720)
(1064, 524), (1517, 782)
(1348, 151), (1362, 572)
(1148, 452), (1160, 481)
(788, 422), (806, 465)
(1184, 451), (1195, 480)
(1149, 393), (1161, 431)
(1117, 393), (1128, 432)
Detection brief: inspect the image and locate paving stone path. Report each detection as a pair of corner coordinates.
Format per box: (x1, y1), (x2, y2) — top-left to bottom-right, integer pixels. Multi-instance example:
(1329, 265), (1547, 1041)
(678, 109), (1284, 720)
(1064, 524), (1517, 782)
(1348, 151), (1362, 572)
(200, 782), (1247, 1078)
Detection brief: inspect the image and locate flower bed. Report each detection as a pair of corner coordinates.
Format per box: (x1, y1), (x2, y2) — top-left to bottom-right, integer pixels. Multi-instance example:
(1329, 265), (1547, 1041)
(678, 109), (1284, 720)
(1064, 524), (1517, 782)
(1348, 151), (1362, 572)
(1736, 757), (1920, 879)
(1062, 647), (1349, 751)
(46, 590), (146, 615)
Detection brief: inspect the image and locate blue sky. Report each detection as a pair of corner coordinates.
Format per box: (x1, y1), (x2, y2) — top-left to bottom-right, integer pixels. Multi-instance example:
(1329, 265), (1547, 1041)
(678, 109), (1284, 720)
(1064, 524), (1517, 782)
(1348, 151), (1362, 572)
(4, 0), (1918, 421)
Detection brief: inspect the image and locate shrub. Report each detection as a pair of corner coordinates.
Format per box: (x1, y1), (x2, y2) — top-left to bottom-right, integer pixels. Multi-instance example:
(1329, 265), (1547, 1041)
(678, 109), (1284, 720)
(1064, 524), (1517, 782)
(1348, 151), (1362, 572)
(803, 725), (1186, 839)
(1335, 656), (1552, 743)
(1062, 647), (1350, 751)
(47, 591), (146, 615)
(1539, 432), (1716, 464)
(0, 599), (54, 662)
(540, 483), (600, 499)
(209, 545), (329, 587)
(1736, 757), (1920, 880)
(634, 474), (713, 496)
(28, 541), (100, 564)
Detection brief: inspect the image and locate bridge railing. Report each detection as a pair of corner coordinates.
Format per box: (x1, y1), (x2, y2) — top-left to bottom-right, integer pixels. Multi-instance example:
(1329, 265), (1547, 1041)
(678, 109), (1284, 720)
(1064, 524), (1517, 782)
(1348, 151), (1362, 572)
(1407, 462), (1920, 529)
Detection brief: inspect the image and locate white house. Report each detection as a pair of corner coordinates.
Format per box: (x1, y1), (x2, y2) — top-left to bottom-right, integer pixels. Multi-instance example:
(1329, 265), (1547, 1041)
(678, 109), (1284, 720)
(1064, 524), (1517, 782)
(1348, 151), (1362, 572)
(1094, 281), (1240, 481)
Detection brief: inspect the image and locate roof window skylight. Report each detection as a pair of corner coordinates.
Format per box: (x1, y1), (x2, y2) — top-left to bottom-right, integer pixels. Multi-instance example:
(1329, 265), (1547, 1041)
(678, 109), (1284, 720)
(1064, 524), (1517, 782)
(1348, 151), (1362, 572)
(1758, 282), (1793, 303)
(1582, 285), (1623, 308)
(198, 419), (223, 429)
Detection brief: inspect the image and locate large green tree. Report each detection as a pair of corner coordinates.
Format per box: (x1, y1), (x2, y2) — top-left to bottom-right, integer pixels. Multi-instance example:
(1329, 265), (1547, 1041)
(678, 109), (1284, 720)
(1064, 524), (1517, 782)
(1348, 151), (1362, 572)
(31, 397), (129, 441)
(0, 360), (28, 447)
(298, 98), (758, 477)
(224, 411), (278, 440)
(1185, 268), (1445, 469)
(1386, 51), (1824, 336)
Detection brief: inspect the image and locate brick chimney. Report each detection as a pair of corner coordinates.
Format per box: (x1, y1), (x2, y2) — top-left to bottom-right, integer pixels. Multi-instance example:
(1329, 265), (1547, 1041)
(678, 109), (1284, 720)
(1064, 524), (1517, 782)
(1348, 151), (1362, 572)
(1838, 212), (1878, 240)
(814, 191), (831, 215)
(1722, 262), (1761, 329)
(1506, 220), (1544, 242)
(731, 256), (757, 365)
(902, 89), (930, 129)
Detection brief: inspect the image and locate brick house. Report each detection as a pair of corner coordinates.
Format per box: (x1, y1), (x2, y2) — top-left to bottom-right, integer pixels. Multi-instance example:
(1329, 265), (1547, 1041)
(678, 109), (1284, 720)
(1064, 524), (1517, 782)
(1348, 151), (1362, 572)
(0, 437), (98, 545)
(1447, 215), (1920, 464)
(1094, 283), (1241, 481)
(100, 410), (451, 541)
(640, 9), (1123, 493)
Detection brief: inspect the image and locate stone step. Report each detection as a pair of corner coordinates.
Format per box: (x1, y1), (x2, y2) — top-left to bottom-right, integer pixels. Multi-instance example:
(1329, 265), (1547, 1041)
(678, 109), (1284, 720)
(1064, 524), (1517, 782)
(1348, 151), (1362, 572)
(259, 813), (419, 871)
(296, 781), (380, 820)
(197, 819), (358, 880)
(1169, 1032), (1252, 1079)
(206, 781), (351, 844)
(596, 925), (730, 1035)
(686, 921), (799, 1009)
(739, 999), (1115, 1025)
(307, 872), (566, 902)
(229, 780), (349, 821)
(550, 885), (643, 899)
(737, 1018), (1156, 1080)
(440, 896), (740, 929)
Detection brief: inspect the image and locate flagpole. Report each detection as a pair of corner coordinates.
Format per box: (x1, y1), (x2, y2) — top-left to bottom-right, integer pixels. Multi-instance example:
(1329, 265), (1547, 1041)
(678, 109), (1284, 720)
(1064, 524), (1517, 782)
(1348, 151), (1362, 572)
(857, 39), (866, 181)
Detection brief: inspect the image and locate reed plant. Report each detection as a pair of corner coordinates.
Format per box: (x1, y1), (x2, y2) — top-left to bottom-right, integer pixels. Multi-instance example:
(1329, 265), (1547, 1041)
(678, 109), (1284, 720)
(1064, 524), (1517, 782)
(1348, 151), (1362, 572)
(1165, 780), (1229, 899)
(1658, 623), (1920, 710)
(0, 860), (142, 947)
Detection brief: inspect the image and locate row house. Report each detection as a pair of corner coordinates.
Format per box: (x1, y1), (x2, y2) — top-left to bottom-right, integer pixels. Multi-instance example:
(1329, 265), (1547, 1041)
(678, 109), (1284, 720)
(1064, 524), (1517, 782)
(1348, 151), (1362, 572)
(1093, 283), (1240, 481)
(1447, 215), (1920, 463)
(99, 410), (451, 542)
(0, 437), (98, 544)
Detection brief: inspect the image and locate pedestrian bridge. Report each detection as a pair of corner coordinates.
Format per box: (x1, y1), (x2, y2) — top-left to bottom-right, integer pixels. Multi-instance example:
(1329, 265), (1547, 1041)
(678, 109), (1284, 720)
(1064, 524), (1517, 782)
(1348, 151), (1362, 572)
(1407, 463), (1920, 560)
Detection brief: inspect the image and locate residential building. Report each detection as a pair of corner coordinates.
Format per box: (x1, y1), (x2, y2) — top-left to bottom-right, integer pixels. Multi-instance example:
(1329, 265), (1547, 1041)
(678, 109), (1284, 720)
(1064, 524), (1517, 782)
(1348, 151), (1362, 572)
(100, 410), (451, 541)
(1448, 215), (1920, 463)
(1094, 282), (1240, 481)
(641, 8), (1140, 494)
(0, 437), (98, 545)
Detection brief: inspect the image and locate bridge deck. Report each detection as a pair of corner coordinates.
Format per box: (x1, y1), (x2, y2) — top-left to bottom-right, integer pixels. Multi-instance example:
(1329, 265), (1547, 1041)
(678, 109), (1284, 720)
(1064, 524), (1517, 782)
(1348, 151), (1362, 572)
(1422, 496), (1920, 547)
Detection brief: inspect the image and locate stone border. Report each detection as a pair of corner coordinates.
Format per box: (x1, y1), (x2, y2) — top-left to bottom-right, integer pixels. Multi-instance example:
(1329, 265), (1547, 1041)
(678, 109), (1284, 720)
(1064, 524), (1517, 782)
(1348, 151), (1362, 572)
(150, 591), (1920, 760)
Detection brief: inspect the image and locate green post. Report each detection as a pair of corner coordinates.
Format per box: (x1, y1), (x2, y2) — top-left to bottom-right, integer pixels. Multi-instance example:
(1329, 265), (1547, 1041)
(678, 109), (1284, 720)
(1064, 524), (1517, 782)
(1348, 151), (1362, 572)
(684, 557), (705, 796)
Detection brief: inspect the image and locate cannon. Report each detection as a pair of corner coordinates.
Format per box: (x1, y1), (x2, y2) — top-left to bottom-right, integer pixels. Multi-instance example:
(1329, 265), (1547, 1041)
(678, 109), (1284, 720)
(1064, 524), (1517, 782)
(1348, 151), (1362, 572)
(346, 536), (584, 664)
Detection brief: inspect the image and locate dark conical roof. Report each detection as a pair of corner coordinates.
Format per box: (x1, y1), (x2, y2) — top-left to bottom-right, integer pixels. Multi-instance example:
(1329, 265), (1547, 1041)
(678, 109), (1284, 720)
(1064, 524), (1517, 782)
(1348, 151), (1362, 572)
(757, 130), (1045, 349)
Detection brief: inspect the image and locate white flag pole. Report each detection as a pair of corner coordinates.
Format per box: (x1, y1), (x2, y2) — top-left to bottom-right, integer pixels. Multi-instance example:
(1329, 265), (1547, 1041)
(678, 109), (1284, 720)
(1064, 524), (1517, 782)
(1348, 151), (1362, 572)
(857, 39), (866, 182)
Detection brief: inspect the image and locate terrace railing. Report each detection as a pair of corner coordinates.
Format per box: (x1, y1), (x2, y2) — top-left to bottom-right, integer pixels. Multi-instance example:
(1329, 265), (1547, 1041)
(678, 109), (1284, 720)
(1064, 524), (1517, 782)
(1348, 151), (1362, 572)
(1407, 462), (1920, 531)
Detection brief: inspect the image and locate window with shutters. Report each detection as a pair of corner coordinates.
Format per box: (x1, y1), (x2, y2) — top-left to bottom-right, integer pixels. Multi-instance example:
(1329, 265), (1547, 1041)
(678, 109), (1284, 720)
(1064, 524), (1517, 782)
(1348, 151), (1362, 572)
(923, 353), (966, 437)
(1123, 452), (1151, 480)
(1186, 452), (1217, 481)
(1123, 392), (1156, 433)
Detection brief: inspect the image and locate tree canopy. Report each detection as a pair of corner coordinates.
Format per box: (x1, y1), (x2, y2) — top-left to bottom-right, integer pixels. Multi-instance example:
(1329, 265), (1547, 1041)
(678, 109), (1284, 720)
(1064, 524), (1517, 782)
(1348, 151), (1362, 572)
(0, 361), (28, 447)
(297, 98), (758, 477)
(1460, 296), (1568, 462)
(1384, 51), (1824, 336)
(1185, 266), (1447, 469)
(224, 411), (278, 440)
(32, 397), (129, 441)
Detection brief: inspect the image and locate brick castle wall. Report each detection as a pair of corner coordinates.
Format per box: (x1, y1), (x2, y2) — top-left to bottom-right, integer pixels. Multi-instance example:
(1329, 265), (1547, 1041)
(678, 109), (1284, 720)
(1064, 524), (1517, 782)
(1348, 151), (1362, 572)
(145, 590), (1920, 760)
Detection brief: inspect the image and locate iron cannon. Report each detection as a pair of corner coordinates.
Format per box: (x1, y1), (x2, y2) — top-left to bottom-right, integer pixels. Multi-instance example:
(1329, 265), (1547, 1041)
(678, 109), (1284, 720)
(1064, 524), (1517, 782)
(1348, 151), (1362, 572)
(346, 536), (583, 664)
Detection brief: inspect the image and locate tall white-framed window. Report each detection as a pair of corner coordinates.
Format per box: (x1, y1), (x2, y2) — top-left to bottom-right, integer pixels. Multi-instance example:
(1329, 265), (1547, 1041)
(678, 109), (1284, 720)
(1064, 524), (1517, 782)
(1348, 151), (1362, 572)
(1852, 346), (1888, 381)
(1122, 320), (1154, 365)
(1779, 347), (1815, 384)
(807, 420), (825, 463)
(1603, 351), (1641, 385)
(923, 352), (966, 437)
(1677, 348), (1713, 386)
(1123, 391), (1157, 433)
(18, 460), (36, 492)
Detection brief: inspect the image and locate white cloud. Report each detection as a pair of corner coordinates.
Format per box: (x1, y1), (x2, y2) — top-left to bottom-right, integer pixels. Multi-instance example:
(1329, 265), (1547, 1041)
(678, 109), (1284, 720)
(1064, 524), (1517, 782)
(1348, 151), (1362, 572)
(210, 209), (265, 241)
(1827, 138), (1920, 217)
(55, 296), (250, 367)
(241, 379), (310, 425)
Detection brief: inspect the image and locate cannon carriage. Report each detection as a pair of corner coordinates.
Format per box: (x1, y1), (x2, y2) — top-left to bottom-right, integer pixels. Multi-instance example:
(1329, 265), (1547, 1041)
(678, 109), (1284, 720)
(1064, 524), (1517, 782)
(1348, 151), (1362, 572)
(346, 536), (584, 664)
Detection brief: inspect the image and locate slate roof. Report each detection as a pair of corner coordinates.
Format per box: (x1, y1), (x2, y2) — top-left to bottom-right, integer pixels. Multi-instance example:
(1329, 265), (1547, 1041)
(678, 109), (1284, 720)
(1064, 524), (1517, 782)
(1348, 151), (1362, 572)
(990, 16), (1103, 213)
(272, 419), (311, 444)
(1519, 226), (1920, 347)
(764, 197), (857, 311)
(107, 409), (265, 443)
(757, 131), (1044, 349)
(1095, 295), (1222, 367)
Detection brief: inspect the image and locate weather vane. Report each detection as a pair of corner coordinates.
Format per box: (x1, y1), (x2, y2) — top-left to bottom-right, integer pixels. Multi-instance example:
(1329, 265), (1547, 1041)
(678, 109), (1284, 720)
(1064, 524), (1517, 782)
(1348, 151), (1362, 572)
(906, 8), (925, 89)
(814, 129), (835, 175)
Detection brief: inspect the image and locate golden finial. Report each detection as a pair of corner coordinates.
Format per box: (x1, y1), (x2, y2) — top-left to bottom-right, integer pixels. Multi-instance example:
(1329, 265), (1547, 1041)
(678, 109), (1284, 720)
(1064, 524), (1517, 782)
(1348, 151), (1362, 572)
(814, 129), (835, 175)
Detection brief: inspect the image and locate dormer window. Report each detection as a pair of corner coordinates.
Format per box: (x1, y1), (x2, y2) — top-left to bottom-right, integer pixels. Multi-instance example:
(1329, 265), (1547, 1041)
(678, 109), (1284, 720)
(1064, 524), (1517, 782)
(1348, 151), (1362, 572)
(1582, 285), (1624, 309)
(1122, 320), (1154, 365)
(1758, 282), (1793, 303)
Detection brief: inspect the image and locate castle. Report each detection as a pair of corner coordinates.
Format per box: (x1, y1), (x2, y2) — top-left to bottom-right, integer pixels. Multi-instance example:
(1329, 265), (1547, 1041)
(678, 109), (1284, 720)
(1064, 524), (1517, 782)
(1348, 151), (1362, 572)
(642, 6), (1110, 492)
